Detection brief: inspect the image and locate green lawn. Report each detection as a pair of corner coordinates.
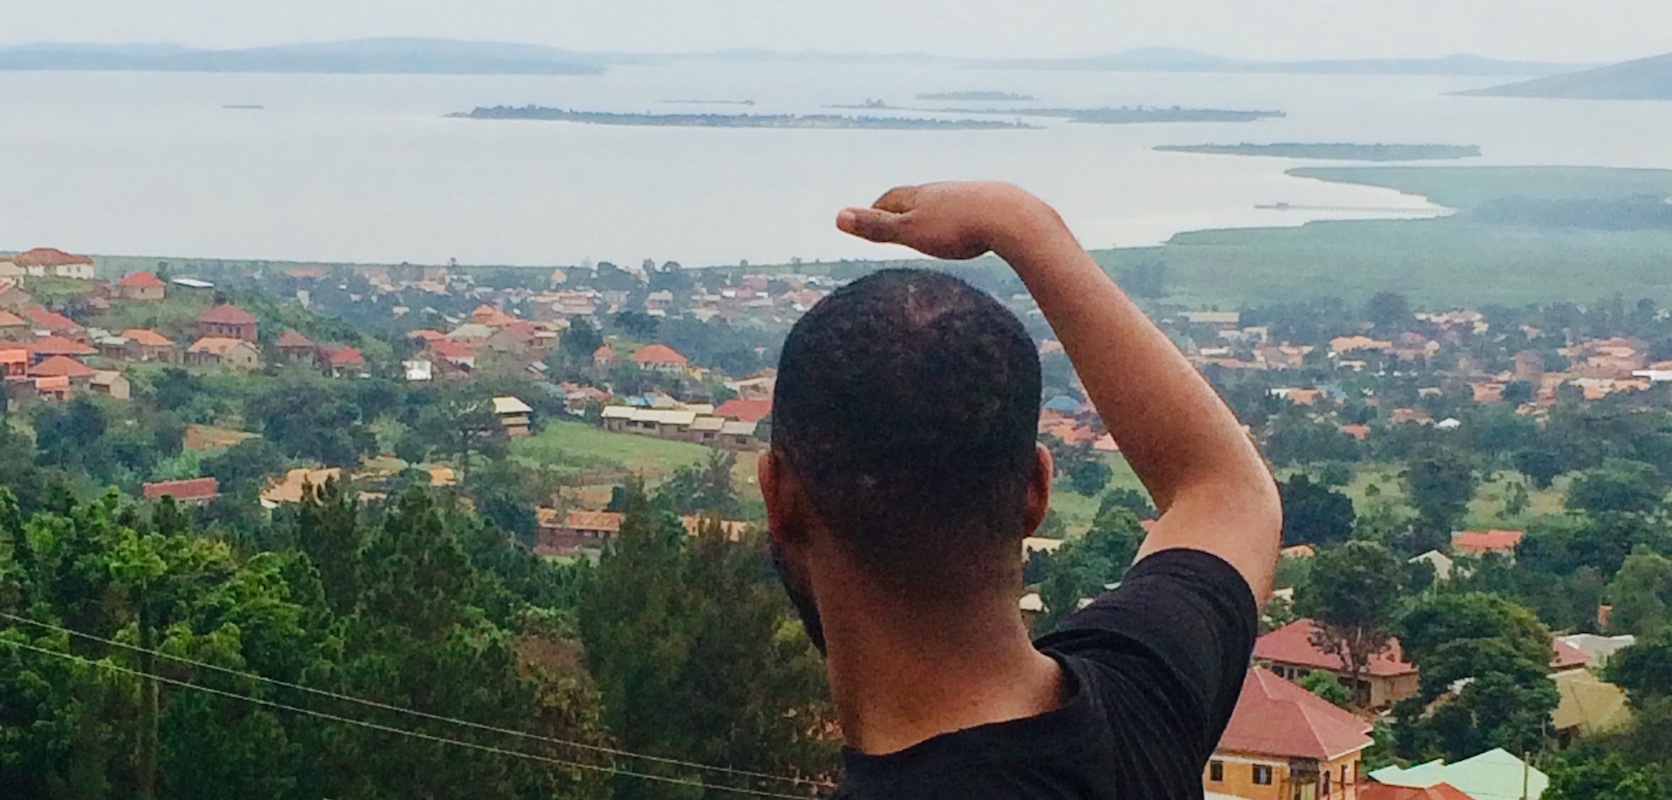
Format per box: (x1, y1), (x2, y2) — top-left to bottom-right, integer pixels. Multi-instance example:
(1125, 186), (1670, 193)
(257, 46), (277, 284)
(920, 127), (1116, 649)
(513, 419), (721, 479)
(1334, 463), (1570, 531)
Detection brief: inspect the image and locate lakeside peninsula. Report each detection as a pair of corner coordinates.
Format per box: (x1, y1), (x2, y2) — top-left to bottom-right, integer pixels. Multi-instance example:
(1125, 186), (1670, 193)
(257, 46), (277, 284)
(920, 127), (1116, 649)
(450, 105), (1039, 129)
(1156, 143), (1482, 161)
(916, 90), (1036, 101)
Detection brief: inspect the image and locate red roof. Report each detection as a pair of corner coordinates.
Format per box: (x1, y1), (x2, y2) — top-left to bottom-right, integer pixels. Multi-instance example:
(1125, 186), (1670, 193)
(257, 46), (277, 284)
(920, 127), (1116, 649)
(1218, 667), (1374, 761)
(407, 329), (447, 341)
(1551, 638), (1594, 670)
(26, 306), (80, 331)
(276, 330), (315, 349)
(121, 328), (173, 347)
(1452, 530), (1523, 555)
(0, 310), (25, 327)
(427, 339), (476, 359)
(1, 345), (30, 365)
(29, 336), (98, 357)
(1255, 619), (1418, 677)
(594, 344), (615, 360)
(200, 303), (257, 325)
(632, 344), (688, 366)
(119, 271), (166, 288)
(715, 398), (773, 423)
(29, 355), (95, 379)
(328, 346), (366, 365)
(1359, 783), (1474, 800)
(565, 510), (624, 533)
(142, 477), (219, 502)
(9, 247), (92, 267)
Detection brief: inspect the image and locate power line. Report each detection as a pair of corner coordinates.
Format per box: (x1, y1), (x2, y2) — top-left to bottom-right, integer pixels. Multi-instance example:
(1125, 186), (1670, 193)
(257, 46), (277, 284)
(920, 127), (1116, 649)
(0, 637), (818, 800)
(0, 611), (832, 790)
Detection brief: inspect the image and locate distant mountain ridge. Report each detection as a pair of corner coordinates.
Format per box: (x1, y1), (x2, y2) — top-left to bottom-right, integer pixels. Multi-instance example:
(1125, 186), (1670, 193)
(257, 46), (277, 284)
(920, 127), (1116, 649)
(1460, 51), (1672, 100)
(0, 38), (605, 75)
(0, 39), (1584, 77)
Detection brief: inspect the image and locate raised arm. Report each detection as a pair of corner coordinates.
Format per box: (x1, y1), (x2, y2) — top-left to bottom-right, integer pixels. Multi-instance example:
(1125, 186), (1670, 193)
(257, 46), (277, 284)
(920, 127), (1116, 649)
(837, 182), (1281, 602)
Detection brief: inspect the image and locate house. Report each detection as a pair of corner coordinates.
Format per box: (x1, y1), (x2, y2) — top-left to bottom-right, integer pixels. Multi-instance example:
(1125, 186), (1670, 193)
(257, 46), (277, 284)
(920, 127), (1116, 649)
(187, 337), (263, 371)
(1370, 749), (1548, 800)
(1204, 667), (1374, 800)
(1182, 310), (1242, 327)
(0, 279), (34, 312)
(118, 328), (176, 362)
(535, 509), (624, 556)
(1555, 633), (1636, 668)
(1409, 550), (1456, 582)
(402, 359), (434, 383)
(29, 335), (97, 359)
(492, 396), (534, 437)
(718, 420), (763, 449)
(276, 330), (317, 363)
(714, 397), (772, 423)
(0, 309), (26, 340)
(1358, 785), (1472, 800)
(1450, 530), (1522, 558)
(426, 338), (477, 372)
(327, 346), (366, 378)
(644, 290), (675, 314)
(632, 343), (689, 373)
(117, 271), (167, 300)
(89, 370), (131, 400)
(29, 355), (96, 390)
(471, 304), (518, 327)
(26, 306), (83, 337)
(725, 372), (776, 401)
(593, 344), (616, 368)
(198, 303), (258, 342)
(1549, 638), (1594, 672)
(1254, 619), (1420, 709)
(0, 345), (27, 380)
(142, 477), (219, 506)
(33, 375), (72, 400)
(1551, 669), (1632, 744)
(1331, 335), (1394, 355)
(5, 247), (96, 279)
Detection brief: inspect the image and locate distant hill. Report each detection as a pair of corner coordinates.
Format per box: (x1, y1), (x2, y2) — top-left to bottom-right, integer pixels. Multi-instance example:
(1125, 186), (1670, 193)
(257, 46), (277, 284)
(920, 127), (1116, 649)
(975, 51), (1574, 76)
(1460, 51), (1672, 100)
(0, 38), (605, 75)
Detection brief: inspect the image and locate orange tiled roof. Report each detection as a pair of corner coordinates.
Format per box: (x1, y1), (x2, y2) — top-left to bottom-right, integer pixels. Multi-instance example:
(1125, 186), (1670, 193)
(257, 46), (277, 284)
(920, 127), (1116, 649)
(29, 355), (95, 378)
(565, 510), (624, 533)
(714, 398), (773, 423)
(200, 303), (257, 325)
(1359, 784), (1474, 800)
(9, 247), (92, 267)
(29, 335), (97, 357)
(1451, 530), (1523, 555)
(1218, 667), (1374, 761)
(26, 306), (80, 331)
(276, 330), (314, 349)
(120, 328), (173, 347)
(0, 310), (25, 328)
(119, 271), (166, 288)
(328, 346), (366, 365)
(188, 336), (248, 355)
(1255, 619), (1418, 677)
(142, 477), (219, 501)
(632, 344), (688, 366)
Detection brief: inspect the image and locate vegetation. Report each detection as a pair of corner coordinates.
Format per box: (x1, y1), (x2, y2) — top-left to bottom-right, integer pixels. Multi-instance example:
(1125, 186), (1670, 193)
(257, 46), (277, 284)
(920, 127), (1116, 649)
(915, 91), (1036, 101)
(450, 106), (1039, 130)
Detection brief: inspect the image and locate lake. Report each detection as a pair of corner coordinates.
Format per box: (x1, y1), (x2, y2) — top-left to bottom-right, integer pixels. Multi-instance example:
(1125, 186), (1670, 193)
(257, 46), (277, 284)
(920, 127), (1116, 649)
(2, 62), (1669, 266)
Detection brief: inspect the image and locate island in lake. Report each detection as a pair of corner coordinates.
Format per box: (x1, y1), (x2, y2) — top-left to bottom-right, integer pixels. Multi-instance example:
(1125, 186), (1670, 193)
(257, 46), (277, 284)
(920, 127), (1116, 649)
(450, 106), (1039, 130)
(660, 99), (756, 106)
(939, 105), (1285, 124)
(1155, 143), (1482, 161)
(916, 90), (1036, 101)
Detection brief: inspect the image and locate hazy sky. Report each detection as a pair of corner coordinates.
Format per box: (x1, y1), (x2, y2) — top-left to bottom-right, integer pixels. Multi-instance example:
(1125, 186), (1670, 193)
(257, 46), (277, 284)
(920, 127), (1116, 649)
(1, 0), (1668, 62)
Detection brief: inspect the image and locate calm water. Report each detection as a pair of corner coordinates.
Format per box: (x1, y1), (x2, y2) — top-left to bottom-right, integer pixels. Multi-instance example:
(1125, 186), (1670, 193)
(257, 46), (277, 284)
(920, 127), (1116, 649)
(2, 63), (1670, 266)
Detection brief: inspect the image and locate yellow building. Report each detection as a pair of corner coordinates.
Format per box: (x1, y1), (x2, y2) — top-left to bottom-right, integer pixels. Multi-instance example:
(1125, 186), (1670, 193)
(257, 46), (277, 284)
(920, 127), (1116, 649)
(1205, 668), (1374, 800)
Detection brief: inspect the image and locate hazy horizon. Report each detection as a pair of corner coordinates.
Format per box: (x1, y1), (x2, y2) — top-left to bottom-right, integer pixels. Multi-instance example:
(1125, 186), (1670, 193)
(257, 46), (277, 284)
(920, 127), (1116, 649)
(1, 0), (1668, 63)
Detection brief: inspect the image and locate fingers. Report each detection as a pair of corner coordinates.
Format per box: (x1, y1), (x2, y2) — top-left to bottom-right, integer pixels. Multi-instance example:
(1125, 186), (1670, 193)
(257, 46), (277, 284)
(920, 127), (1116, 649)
(836, 207), (906, 243)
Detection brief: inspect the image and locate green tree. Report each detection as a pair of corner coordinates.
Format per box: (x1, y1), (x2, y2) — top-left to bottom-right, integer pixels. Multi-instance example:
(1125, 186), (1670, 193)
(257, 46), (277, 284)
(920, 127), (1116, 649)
(656, 450), (739, 517)
(1035, 510), (1146, 633)
(1295, 541), (1403, 705)
(1568, 460), (1666, 516)
(1298, 669), (1354, 708)
(1065, 458), (1113, 497)
(1544, 752), (1662, 800)
(1279, 474), (1356, 546)
(1606, 548), (1672, 636)
(1367, 291), (1412, 332)
(1605, 633), (1672, 707)
(1404, 446), (1477, 540)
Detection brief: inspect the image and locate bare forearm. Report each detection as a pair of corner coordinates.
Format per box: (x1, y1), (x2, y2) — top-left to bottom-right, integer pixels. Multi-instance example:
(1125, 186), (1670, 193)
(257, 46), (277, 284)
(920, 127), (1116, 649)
(992, 201), (1279, 593)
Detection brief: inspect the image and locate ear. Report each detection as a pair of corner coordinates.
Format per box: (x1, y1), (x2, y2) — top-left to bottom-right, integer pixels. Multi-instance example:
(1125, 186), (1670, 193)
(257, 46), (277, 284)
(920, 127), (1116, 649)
(1024, 443), (1053, 536)
(759, 450), (806, 547)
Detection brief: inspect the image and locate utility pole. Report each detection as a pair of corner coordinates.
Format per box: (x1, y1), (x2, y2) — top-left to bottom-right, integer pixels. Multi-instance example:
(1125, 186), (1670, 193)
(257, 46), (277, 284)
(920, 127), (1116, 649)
(135, 581), (158, 800)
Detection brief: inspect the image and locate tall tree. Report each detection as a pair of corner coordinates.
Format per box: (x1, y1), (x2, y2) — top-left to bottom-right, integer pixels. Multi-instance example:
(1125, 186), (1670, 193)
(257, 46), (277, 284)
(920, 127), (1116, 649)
(1279, 474), (1356, 546)
(1403, 446), (1478, 542)
(1295, 541), (1403, 706)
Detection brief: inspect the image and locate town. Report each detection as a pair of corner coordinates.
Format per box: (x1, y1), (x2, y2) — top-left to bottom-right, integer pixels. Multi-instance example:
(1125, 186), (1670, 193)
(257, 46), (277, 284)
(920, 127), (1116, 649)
(3, 243), (1671, 800)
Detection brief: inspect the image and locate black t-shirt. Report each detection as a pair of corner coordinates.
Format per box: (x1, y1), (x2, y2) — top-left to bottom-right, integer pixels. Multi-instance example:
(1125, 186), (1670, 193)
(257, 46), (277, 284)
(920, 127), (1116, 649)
(831, 548), (1257, 800)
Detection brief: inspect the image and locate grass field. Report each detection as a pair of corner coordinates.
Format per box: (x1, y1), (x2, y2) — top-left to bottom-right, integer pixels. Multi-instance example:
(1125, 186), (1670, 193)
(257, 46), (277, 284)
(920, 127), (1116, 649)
(1335, 463), (1570, 531)
(1089, 165), (1672, 307)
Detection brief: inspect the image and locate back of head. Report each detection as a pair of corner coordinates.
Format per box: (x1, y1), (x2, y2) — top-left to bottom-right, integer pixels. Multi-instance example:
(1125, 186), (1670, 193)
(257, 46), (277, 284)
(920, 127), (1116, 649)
(773, 268), (1042, 598)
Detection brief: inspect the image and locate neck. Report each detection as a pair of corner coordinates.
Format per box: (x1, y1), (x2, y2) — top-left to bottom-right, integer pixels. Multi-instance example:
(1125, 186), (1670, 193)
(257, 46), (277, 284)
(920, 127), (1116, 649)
(811, 549), (1064, 755)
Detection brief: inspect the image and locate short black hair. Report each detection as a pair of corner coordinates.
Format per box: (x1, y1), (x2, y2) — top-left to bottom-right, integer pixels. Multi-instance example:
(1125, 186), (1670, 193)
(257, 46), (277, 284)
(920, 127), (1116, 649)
(773, 269), (1042, 595)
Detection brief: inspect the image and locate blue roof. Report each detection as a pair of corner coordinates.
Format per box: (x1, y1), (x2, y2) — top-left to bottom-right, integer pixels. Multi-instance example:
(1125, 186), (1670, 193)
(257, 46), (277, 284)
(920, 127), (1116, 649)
(1043, 395), (1080, 413)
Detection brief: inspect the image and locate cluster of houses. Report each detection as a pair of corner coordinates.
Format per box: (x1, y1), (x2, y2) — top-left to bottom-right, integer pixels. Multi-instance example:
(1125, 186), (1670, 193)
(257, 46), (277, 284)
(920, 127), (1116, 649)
(531, 507), (753, 558)
(1178, 309), (1672, 418)
(598, 390), (769, 450)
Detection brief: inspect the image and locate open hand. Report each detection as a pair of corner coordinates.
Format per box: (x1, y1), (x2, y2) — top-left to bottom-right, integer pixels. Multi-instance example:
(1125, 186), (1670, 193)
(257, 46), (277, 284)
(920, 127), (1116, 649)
(835, 182), (1047, 261)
